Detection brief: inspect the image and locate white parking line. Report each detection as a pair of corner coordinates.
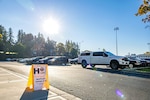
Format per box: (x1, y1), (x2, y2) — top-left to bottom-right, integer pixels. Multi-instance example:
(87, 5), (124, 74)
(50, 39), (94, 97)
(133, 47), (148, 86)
(0, 68), (27, 80)
(48, 96), (67, 100)
(0, 74), (10, 76)
(0, 79), (26, 84)
(48, 91), (57, 97)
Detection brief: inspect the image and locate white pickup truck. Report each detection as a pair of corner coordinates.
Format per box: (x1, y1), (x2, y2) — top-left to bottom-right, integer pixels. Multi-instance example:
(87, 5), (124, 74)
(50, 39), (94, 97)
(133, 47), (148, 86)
(78, 51), (129, 69)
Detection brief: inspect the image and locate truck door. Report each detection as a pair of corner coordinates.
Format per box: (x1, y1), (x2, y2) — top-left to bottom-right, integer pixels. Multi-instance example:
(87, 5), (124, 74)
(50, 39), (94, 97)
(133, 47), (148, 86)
(101, 52), (110, 64)
(91, 52), (103, 64)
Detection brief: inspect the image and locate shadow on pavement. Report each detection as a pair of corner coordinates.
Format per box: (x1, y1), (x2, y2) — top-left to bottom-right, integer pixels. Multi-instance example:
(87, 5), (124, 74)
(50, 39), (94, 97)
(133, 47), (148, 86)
(20, 88), (49, 100)
(86, 67), (150, 79)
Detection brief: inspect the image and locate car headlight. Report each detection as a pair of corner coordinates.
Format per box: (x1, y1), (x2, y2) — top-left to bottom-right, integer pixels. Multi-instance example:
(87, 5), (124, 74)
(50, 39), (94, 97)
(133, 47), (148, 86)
(121, 57), (129, 61)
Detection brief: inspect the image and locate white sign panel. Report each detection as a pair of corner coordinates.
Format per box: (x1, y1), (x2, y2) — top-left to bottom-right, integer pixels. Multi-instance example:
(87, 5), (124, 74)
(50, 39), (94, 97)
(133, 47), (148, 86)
(33, 65), (46, 90)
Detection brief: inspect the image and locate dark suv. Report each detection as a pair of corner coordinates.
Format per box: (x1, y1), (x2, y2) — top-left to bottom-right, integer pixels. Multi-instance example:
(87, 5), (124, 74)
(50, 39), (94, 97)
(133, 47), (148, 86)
(38, 56), (54, 64)
(26, 56), (44, 65)
(48, 56), (68, 65)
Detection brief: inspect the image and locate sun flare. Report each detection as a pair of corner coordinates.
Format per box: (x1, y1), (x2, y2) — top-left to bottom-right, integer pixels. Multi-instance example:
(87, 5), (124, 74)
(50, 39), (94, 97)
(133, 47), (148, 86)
(42, 17), (60, 34)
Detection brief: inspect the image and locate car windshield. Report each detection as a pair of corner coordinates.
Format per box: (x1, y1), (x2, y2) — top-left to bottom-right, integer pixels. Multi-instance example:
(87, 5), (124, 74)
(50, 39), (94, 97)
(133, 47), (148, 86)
(40, 57), (51, 60)
(105, 52), (115, 56)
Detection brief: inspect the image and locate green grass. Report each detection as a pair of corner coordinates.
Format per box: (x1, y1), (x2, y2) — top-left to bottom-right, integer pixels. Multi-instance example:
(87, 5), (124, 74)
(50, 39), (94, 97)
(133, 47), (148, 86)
(136, 67), (150, 73)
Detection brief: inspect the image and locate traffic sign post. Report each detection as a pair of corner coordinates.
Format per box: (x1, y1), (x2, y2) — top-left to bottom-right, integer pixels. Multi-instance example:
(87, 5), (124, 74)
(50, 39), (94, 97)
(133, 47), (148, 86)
(26, 64), (50, 91)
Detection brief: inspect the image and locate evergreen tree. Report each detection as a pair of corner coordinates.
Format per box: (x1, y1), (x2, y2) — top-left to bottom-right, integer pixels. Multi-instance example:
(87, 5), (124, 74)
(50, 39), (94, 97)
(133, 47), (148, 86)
(44, 37), (56, 56)
(32, 33), (45, 56)
(17, 29), (24, 43)
(56, 43), (65, 56)
(8, 28), (14, 45)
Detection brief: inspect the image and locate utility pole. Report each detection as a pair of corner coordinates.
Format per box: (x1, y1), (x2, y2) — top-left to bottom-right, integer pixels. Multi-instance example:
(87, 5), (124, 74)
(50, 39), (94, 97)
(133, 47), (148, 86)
(79, 41), (84, 54)
(114, 27), (119, 55)
(148, 43), (150, 52)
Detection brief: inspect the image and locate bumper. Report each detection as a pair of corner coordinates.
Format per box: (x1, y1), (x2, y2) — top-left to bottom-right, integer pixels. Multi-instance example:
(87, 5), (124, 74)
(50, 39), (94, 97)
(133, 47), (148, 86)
(119, 61), (129, 66)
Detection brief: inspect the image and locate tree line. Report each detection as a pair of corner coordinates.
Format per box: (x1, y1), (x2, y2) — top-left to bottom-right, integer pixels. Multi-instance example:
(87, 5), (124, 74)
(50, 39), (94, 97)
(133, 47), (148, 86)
(0, 25), (80, 60)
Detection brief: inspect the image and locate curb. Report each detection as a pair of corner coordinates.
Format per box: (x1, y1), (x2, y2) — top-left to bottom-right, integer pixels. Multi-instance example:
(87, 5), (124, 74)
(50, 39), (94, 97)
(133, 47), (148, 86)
(50, 86), (82, 100)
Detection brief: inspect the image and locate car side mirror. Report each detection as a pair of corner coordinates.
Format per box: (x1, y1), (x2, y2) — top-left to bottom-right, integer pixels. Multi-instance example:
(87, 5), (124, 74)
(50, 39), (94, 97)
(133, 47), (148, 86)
(103, 54), (108, 57)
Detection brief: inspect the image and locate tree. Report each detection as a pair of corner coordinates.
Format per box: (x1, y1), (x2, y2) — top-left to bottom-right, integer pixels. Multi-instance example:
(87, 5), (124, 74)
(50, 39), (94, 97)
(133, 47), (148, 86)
(0, 25), (8, 52)
(0, 25), (9, 60)
(0, 24), (81, 59)
(44, 37), (56, 56)
(7, 28), (15, 53)
(8, 28), (14, 44)
(13, 43), (25, 57)
(65, 40), (79, 58)
(70, 48), (78, 58)
(32, 33), (45, 56)
(0, 25), (5, 51)
(0, 34), (2, 39)
(0, 25), (7, 43)
(22, 33), (34, 57)
(17, 29), (24, 43)
(56, 43), (65, 56)
(135, 0), (150, 23)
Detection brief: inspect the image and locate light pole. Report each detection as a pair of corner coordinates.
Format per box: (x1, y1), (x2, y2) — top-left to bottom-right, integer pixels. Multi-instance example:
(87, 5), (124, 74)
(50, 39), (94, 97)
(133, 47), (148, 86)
(79, 41), (84, 54)
(114, 27), (119, 55)
(148, 43), (150, 52)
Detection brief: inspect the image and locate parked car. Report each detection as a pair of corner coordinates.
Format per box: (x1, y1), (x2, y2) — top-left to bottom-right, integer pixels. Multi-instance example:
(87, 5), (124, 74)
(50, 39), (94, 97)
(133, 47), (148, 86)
(78, 51), (129, 69)
(6, 58), (12, 61)
(26, 56), (44, 65)
(18, 58), (30, 63)
(48, 56), (68, 65)
(128, 57), (147, 68)
(143, 58), (150, 66)
(38, 56), (54, 64)
(69, 58), (78, 64)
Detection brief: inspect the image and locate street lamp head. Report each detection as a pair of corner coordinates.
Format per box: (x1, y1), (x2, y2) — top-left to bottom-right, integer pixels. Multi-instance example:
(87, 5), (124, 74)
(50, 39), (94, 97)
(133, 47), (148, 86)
(114, 27), (119, 31)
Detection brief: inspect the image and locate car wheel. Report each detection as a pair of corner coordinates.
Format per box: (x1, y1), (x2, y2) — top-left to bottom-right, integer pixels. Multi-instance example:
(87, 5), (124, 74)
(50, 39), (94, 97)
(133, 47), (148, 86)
(129, 64), (134, 68)
(63, 63), (67, 65)
(75, 62), (78, 64)
(82, 60), (87, 68)
(110, 61), (119, 70)
(90, 64), (95, 68)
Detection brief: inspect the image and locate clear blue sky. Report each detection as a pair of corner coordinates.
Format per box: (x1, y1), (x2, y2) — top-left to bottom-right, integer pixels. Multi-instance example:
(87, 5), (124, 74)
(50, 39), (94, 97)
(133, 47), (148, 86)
(0, 0), (149, 56)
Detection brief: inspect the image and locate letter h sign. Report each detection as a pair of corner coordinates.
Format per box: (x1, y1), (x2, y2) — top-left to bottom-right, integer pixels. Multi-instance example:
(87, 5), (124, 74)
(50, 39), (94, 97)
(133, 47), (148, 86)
(34, 68), (40, 74)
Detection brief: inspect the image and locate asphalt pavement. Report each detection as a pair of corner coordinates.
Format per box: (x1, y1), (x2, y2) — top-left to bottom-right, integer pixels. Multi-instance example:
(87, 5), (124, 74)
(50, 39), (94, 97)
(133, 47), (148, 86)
(0, 67), (81, 100)
(0, 62), (150, 100)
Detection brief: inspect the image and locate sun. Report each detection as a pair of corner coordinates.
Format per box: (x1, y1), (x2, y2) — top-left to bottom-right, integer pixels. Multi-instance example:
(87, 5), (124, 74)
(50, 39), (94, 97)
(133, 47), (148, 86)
(42, 17), (60, 34)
